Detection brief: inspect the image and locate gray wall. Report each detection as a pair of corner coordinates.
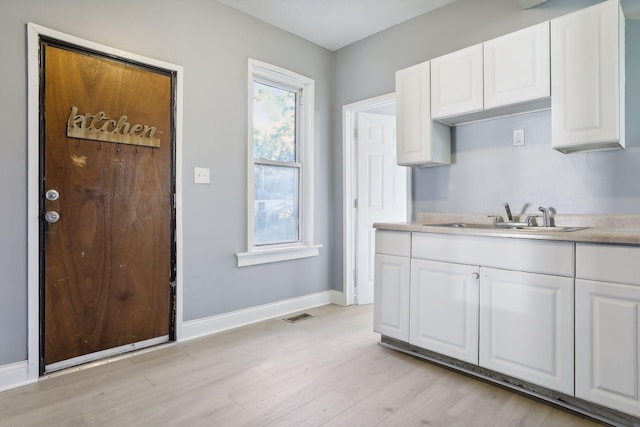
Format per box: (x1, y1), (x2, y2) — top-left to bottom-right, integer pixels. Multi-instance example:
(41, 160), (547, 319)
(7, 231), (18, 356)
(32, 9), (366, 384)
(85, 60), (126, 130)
(2, 0), (635, 367)
(0, 0), (333, 365)
(331, 0), (633, 289)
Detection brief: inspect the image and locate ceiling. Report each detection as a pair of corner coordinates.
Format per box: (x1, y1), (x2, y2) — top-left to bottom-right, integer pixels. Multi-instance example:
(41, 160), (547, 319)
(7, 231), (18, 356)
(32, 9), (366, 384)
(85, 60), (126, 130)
(219, 0), (640, 51)
(217, 0), (458, 51)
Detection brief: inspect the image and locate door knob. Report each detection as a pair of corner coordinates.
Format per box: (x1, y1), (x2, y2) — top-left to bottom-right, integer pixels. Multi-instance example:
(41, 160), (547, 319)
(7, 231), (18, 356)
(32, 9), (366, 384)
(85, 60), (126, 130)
(44, 211), (60, 224)
(472, 272), (480, 280)
(45, 189), (60, 201)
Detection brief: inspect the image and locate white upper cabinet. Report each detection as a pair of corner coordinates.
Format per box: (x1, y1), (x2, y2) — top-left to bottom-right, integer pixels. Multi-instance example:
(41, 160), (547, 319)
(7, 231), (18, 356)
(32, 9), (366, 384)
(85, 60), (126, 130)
(551, 0), (625, 153)
(430, 44), (484, 121)
(395, 62), (451, 167)
(430, 28), (552, 126)
(484, 22), (550, 110)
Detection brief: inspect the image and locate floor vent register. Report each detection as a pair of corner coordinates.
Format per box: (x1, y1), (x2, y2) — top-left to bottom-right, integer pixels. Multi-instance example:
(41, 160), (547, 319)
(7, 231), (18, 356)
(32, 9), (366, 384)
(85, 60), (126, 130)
(283, 313), (314, 323)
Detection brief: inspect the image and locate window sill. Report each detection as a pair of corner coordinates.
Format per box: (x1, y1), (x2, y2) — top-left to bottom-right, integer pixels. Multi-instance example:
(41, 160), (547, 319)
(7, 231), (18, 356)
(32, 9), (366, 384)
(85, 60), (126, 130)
(236, 244), (322, 267)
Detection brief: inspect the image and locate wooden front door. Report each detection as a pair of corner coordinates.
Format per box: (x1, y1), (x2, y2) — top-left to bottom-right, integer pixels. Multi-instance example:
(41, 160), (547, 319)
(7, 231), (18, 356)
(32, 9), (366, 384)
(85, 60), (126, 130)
(40, 41), (175, 372)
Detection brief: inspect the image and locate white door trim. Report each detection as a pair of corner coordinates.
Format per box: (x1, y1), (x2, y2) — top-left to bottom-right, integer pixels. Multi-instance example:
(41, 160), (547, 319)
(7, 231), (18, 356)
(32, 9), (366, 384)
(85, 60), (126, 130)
(342, 93), (411, 306)
(26, 23), (184, 380)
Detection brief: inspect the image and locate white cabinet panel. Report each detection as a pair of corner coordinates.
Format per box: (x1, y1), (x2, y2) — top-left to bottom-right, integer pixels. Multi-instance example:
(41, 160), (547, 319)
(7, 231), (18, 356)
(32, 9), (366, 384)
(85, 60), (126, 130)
(577, 243), (640, 286)
(484, 22), (550, 109)
(410, 259), (479, 363)
(479, 267), (574, 394)
(375, 230), (411, 257)
(373, 254), (410, 341)
(412, 233), (574, 277)
(431, 44), (483, 120)
(395, 62), (451, 166)
(576, 279), (640, 417)
(551, 0), (625, 152)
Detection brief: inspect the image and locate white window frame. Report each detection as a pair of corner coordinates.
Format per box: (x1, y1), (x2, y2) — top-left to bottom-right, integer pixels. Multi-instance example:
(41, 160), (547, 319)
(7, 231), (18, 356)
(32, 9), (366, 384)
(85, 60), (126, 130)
(236, 59), (320, 267)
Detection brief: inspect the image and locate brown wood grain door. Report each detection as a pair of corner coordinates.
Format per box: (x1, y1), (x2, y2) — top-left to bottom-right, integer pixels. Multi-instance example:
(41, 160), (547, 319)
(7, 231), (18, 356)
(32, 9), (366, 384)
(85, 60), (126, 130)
(40, 41), (175, 371)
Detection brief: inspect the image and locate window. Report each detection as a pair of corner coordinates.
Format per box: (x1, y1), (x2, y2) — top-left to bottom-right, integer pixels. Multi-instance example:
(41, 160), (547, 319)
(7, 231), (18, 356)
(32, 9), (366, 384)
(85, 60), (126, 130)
(236, 60), (320, 267)
(252, 81), (299, 245)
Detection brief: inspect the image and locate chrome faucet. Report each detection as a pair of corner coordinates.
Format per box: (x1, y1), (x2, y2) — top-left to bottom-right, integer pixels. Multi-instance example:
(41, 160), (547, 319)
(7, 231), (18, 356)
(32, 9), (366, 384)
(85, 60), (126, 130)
(503, 202), (514, 222)
(538, 206), (550, 227)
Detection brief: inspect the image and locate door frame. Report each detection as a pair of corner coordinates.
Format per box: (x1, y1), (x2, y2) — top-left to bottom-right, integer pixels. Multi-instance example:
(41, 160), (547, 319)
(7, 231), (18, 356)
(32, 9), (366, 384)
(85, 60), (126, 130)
(342, 93), (411, 306)
(26, 23), (184, 380)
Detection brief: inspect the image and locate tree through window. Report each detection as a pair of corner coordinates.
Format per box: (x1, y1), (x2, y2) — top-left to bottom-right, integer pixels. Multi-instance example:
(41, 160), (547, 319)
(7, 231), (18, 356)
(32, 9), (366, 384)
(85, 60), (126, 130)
(252, 81), (300, 245)
(237, 59), (319, 266)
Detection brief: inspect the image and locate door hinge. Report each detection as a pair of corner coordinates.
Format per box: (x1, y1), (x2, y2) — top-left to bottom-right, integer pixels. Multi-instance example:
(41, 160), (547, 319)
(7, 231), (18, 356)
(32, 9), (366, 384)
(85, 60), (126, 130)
(354, 127), (358, 138)
(354, 198), (358, 209)
(353, 269), (359, 305)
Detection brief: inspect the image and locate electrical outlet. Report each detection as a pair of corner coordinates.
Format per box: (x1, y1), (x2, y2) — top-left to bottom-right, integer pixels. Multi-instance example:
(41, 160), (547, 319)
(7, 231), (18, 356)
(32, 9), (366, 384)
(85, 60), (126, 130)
(193, 167), (210, 184)
(513, 129), (525, 146)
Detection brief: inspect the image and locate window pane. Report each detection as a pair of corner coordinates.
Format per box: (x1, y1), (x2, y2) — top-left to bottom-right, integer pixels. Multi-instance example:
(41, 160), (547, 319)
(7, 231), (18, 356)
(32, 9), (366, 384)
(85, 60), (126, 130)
(253, 81), (296, 162)
(254, 164), (299, 245)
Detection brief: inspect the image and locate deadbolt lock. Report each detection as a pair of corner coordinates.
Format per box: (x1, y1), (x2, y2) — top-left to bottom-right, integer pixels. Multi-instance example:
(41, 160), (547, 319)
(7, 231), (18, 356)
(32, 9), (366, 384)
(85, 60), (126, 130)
(44, 211), (60, 224)
(45, 189), (60, 201)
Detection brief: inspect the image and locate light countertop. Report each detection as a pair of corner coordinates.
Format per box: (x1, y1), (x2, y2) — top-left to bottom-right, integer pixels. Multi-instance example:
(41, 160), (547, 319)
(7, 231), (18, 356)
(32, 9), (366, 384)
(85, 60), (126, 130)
(374, 213), (640, 245)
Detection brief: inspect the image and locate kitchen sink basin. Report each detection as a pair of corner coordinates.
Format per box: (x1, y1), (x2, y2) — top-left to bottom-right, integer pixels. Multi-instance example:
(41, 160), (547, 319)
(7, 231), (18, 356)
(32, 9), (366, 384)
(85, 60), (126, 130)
(424, 223), (586, 232)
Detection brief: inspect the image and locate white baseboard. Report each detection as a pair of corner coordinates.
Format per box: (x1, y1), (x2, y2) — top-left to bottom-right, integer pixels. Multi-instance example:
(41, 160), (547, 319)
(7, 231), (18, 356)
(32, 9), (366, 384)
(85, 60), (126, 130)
(181, 290), (344, 341)
(0, 361), (34, 393)
(329, 289), (347, 306)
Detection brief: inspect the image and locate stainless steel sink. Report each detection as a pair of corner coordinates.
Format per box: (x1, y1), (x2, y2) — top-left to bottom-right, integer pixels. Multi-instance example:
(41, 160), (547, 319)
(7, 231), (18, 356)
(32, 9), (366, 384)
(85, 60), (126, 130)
(424, 223), (586, 232)
(426, 223), (498, 229)
(509, 226), (587, 232)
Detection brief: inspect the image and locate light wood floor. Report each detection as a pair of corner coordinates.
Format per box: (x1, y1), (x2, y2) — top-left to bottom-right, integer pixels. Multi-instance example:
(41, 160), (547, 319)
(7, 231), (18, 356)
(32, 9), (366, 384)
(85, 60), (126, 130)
(0, 304), (603, 426)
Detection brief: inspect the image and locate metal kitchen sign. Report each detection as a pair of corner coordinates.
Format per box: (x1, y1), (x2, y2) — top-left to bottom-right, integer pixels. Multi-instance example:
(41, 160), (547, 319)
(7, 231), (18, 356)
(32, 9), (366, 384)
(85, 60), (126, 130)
(66, 106), (161, 148)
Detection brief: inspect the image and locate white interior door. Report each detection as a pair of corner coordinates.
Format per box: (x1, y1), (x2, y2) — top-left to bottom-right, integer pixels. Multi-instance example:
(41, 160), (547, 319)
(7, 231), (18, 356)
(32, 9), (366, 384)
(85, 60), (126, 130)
(356, 112), (407, 305)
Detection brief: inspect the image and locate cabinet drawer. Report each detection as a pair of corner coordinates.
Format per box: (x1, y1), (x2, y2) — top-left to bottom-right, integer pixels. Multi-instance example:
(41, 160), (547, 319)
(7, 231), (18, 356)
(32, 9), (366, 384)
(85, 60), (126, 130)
(412, 233), (574, 277)
(577, 244), (640, 286)
(375, 230), (411, 257)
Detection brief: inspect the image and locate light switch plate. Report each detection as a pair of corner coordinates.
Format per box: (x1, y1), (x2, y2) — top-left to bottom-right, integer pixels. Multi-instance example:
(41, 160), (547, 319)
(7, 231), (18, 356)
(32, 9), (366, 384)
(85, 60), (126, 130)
(194, 167), (210, 184)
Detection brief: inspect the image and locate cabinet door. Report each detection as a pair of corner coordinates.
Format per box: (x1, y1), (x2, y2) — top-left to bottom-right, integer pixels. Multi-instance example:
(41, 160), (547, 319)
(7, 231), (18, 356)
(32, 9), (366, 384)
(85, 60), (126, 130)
(576, 279), (640, 417)
(410, 259), (479, 364)
(479, 267), (574, 394)
(373, 254), (410, 341)
(484, 22), (550, 109)
(431, 44), (483, 119)
(550, 0), (624, 152)
(395, 62), (451, 166)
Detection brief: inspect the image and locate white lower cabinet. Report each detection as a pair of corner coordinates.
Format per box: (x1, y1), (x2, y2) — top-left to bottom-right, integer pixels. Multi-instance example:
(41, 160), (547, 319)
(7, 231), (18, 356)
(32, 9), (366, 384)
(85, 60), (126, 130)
(576, 279), (640, 417)
(575, 243), (640, 417)
(410, 259), (479, 364)
(373, 254), (410, 341)
(374, 230), (640, 420)
(479, 267), (574, 394)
